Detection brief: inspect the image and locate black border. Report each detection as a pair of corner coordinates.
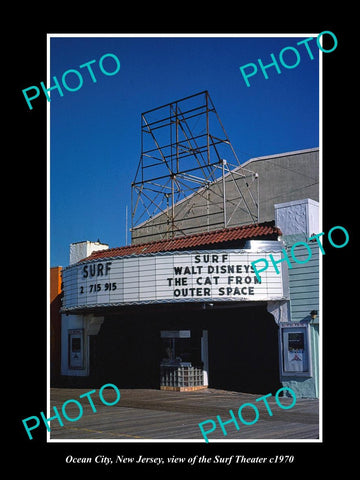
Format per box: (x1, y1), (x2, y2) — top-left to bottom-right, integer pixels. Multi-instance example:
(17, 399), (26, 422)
(12, 15), (352, 472)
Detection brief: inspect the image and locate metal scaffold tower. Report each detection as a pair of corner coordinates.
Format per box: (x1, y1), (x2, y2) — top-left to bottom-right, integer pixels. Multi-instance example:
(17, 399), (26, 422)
(131, 91), (259, 242)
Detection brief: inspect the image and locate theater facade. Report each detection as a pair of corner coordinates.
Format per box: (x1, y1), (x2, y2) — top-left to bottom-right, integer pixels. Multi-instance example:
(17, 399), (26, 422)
(58, 199), (320, 398)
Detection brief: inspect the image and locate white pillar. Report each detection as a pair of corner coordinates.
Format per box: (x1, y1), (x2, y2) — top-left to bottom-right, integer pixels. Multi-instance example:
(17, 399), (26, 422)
(201, 330), (209, 386)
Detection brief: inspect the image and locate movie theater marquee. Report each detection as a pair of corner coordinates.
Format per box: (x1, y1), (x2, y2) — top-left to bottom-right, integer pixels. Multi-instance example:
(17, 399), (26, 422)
(61, 250), (288, 312)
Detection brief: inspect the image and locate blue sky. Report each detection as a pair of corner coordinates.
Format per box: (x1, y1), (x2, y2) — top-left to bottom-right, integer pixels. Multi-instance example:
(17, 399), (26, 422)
(50, 35), (319, 267)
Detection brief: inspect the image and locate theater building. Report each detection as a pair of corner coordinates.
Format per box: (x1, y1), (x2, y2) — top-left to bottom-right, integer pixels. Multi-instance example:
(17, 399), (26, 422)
(59, 198), (319, 398)
(56, 144), (320, 399)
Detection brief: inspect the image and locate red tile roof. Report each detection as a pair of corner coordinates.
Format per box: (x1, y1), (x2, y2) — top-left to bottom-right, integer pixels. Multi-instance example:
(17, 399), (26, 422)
(80, 221), (281, 262)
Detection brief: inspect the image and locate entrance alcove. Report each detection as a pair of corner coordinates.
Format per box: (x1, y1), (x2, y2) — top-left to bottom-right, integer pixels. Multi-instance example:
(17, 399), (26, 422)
(88, 302), (282, 394)
(206, 303), (282, 394)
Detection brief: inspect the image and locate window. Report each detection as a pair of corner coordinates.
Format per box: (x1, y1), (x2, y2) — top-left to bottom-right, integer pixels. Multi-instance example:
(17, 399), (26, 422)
(160, 330), (201, 367)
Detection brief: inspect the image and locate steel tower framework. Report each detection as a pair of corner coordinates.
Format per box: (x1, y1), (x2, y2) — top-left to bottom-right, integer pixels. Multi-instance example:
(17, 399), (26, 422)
(131, 91), (259, 241)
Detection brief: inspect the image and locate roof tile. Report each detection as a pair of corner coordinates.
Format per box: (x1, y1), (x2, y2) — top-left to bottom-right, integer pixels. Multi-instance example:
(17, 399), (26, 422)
(80, 221), (281, 262)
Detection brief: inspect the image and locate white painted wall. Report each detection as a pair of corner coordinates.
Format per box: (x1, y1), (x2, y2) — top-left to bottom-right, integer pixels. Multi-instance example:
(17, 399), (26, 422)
(69, 241), (109, 265)
(275, 198), (319, 237)
(61, 313), (104, 376)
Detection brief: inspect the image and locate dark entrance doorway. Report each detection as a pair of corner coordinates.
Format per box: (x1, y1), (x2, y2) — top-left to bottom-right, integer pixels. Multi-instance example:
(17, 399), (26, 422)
(91, 313), (161, 388)
(90, 303), (281, 394)
(207, 304), (281, 394)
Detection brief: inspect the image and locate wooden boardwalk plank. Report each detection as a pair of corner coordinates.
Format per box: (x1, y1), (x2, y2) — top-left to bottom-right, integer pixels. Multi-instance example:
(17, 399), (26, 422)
(49, 388), (319, 441)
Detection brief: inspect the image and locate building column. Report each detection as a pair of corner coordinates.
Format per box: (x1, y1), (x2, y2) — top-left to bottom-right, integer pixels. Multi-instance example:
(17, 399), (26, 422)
(61, 313), (104, 377)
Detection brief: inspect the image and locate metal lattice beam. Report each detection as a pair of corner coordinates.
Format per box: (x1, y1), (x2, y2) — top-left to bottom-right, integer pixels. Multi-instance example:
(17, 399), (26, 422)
(131, 91), (259, 242)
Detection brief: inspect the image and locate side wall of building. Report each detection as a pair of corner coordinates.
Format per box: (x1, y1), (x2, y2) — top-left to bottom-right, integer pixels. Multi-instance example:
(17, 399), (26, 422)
(275, 200), (320, 398)
(50, 266), (62, 384)
(131, 148), (319, 245)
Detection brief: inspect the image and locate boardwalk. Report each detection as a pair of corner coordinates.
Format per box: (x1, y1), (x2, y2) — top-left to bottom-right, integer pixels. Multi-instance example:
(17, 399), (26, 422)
(49, 387), (319, 441)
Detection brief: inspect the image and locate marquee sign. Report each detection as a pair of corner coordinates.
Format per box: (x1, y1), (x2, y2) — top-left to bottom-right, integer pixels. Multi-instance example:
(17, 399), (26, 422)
(61, 249), (288, 312)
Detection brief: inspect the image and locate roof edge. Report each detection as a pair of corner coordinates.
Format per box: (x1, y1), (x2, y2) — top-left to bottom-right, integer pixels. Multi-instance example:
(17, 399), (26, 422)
(78, 221), (281, 263)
